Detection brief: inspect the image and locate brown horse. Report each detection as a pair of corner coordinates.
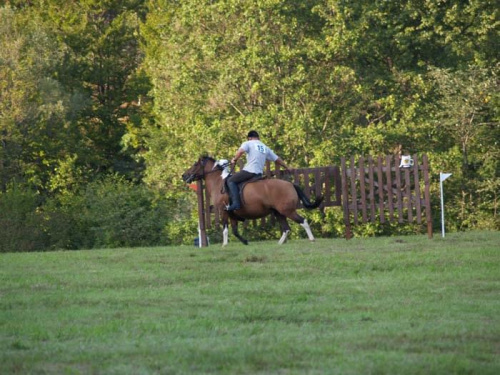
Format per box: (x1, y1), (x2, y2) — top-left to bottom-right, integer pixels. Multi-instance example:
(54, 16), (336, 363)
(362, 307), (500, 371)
(182, 156), (323, 245)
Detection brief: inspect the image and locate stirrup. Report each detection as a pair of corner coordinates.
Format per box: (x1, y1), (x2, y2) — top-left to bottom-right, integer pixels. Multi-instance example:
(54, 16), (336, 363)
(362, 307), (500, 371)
(225, 203), (241, 211)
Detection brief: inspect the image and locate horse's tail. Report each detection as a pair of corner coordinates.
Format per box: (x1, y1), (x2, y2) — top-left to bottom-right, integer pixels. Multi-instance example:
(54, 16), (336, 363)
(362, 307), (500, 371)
(293, 184), (324, 209)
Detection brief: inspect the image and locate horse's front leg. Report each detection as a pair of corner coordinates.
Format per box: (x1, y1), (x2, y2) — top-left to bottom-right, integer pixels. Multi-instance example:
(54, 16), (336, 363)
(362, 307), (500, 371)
(231, 217), (248, 245)
(221, 211), (229, 247)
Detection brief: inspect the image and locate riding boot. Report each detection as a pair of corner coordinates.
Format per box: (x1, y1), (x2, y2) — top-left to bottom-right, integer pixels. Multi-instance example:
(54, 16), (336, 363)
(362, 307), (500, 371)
(225, 181), (241, 211)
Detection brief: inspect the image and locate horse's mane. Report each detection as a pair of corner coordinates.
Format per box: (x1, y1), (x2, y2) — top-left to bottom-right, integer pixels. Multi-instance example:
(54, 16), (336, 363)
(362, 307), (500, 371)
(201, 155), (216, 163)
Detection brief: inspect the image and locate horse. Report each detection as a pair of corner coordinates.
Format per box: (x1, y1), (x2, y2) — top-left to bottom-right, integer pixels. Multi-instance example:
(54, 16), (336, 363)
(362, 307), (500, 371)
(182, 156), (324, 245)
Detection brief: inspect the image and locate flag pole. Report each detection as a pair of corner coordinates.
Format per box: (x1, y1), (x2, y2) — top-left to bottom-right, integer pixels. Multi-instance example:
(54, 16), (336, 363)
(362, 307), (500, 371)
(440, 172), (452, 238)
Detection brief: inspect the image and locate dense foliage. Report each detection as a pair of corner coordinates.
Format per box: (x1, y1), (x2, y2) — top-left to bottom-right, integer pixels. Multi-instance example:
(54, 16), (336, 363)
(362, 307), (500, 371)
(1, 0), (498, 251)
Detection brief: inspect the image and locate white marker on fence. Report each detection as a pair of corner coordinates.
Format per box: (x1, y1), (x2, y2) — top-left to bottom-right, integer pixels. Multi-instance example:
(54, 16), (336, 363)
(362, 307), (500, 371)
(440, 172), (452, 238)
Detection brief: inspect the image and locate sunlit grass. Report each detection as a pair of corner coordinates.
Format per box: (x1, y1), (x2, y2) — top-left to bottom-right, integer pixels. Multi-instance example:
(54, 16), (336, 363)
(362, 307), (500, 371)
(1, 231), (499, 374)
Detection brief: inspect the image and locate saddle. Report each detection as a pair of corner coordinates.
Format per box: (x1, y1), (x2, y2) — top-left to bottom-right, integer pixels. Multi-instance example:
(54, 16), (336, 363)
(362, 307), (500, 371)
(223, 173), (266, 207)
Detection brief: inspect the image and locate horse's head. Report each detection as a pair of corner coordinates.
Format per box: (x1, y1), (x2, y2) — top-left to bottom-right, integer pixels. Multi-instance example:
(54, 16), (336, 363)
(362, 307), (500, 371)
(182, 156), (216, 183)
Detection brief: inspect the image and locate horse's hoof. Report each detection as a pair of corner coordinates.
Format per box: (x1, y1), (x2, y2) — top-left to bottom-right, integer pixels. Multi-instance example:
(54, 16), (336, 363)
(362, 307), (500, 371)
(243, 240), (249, 245)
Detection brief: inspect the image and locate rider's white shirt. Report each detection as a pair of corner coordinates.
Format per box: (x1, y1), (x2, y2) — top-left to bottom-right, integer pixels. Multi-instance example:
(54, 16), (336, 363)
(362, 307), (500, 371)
(240, 140), (278, 174)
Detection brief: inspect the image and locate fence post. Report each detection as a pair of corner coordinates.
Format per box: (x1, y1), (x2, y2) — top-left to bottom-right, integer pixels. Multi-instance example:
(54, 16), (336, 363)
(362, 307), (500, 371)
(422, 154), (433, 239)
(341, 157), (352, 239)
(196, 180), (209, 247)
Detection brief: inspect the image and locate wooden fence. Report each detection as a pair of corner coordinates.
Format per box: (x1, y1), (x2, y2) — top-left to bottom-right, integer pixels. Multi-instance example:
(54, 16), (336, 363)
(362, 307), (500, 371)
(341, 154), (432, 239)
(194, 154), (432, 246)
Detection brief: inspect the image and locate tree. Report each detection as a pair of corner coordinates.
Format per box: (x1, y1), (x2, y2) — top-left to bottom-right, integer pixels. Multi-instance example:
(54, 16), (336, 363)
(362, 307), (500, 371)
(430, 66), (498, 174)
(429, 65), (499, 229)
(0, 6), (84, 191)
(141, 0), (365, 190)
(38, 0), (150, 179)
(1, 1), (151, 193)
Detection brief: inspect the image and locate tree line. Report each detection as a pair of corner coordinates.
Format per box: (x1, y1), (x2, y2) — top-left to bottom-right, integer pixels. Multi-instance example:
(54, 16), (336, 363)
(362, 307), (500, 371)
(1, 0), (498, 251)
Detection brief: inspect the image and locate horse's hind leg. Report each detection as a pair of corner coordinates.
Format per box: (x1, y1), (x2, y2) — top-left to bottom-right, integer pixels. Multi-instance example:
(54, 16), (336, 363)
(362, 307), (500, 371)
(300, 219), (315, 241)
(274, 211), (291, 245)
(287, 211), (315, 241)
(231, 218), (248, 245)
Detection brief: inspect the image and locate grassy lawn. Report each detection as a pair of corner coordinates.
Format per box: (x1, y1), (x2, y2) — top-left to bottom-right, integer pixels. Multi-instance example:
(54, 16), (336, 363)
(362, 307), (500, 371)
(1, 231), (499, 374)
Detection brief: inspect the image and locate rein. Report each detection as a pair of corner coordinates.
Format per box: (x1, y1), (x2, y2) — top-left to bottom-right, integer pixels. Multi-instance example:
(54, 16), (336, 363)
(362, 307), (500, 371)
(188, 158), (225, 181)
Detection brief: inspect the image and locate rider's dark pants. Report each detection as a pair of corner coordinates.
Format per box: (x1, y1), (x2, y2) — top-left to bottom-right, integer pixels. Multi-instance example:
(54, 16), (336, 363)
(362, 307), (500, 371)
(228, 170), (257, 185)
(226, 170), (258, 210)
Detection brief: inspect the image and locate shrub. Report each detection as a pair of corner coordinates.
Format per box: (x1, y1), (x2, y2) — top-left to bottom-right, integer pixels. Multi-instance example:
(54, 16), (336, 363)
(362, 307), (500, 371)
(78, 176), (171, 248)
(0, 184), (47, 252)
(42, 175), (173, 249)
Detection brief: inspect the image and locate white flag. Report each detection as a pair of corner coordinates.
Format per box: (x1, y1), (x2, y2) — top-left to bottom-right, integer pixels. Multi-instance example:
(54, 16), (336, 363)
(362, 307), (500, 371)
(440, 173), (452, 182)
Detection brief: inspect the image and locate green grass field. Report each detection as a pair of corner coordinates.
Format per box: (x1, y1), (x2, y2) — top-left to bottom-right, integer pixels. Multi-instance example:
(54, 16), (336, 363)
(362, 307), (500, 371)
(1, 231), (499, 374)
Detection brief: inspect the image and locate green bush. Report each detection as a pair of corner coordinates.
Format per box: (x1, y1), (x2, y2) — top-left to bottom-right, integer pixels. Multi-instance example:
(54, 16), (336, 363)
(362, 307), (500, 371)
(0, 184), (47, 252)
(42, 193), (93, 250)
(1, 176), (203, 251)
(42, 175), (175, 250)
(80, 177), (159, 247)
(78, 176), (172, 248)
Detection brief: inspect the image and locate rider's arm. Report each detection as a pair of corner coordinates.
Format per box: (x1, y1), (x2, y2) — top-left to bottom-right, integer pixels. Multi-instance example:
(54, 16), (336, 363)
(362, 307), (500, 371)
(276, 158), (291, 171)
(231, 148), (245, 164)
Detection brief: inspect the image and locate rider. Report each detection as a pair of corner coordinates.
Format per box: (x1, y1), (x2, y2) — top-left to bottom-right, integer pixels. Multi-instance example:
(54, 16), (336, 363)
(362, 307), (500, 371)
(225, 130), (291, 211)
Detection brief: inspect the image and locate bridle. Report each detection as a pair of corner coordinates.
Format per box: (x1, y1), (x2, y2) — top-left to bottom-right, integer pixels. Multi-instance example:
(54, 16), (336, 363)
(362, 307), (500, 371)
(185, 157), (224, 182)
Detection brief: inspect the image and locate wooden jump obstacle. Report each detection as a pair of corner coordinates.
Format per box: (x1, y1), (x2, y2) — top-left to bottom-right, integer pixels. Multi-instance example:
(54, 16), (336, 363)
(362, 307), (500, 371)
(194, 154), (432, 246)
(341, 154), (433, 239)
